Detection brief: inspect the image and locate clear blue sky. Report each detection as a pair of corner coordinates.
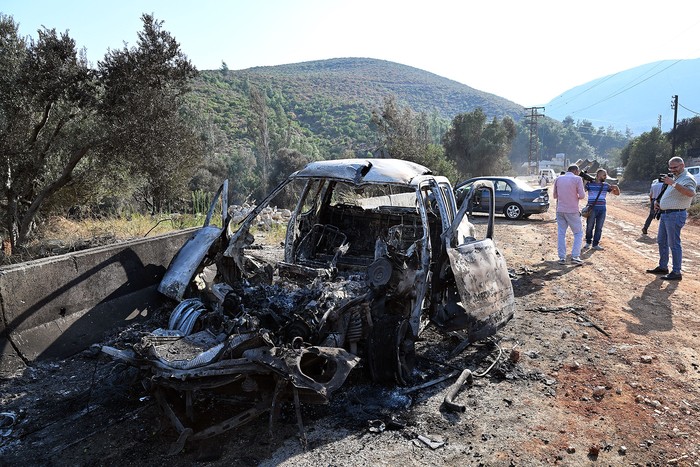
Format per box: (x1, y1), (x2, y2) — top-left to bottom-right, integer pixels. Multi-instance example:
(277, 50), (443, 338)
(3, 0), (700, 106)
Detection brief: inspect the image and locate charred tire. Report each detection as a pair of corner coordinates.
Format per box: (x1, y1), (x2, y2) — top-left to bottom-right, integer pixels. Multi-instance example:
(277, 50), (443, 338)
(504, 203), (523, 220)
(367, 316), (416, 386)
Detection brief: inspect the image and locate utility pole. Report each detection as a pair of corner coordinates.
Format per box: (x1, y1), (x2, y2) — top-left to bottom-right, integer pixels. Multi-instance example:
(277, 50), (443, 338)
(524, 107), (545, 176)
(671, 95), (678, 158)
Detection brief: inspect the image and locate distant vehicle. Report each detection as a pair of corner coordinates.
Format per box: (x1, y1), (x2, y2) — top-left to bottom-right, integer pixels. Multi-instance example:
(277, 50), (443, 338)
(686, 165), (700, 190)
(538, 169), (556, 182)
(455, 176), (550, 220)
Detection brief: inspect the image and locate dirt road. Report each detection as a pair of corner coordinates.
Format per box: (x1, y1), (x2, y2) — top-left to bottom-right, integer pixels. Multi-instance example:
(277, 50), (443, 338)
(1, 192), (698, 466)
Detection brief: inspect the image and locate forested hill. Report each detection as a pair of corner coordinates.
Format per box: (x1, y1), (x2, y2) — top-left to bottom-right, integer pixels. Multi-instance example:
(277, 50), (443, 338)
(232, 58), (524, 119)
(191, 58), (526, 158)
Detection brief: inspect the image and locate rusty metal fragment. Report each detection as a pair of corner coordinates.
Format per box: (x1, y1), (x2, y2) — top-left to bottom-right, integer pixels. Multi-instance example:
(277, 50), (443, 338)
(442, 368), (473, 412)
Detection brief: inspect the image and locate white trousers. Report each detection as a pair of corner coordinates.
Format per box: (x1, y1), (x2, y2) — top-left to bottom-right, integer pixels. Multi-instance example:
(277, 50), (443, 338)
(557, 212), (583, 259)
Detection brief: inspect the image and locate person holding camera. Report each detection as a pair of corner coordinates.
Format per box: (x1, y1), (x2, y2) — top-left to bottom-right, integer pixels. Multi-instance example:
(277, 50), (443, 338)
(552, 164), (586, 265)
(646, 156), (697, 281)
(582, 169), (620, 251)
(642, 179), (664, 235)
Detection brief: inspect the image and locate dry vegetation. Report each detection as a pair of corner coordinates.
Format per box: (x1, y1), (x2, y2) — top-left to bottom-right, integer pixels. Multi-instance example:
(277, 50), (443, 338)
(1, 214), (211, 265)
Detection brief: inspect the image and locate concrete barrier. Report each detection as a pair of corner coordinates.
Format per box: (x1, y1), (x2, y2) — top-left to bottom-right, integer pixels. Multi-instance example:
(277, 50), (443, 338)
(0, 228), (198, 377)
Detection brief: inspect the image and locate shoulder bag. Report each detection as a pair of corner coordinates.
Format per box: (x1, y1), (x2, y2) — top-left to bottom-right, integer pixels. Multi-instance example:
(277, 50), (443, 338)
(581, 183), (604, 218)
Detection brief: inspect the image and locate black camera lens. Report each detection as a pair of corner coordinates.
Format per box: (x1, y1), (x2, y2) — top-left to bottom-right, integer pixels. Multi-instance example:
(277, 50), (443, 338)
(580, 171), (595, 182)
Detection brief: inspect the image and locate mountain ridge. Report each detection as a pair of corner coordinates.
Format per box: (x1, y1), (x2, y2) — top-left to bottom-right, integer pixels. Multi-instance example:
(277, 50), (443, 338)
(230, 57), (525, 120)
(207, 56), (698, 137)
(545, 58), (700, 135)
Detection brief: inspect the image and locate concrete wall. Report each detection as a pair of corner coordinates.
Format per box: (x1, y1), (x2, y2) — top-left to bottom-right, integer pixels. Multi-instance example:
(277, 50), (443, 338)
(0, 228), (197, 377)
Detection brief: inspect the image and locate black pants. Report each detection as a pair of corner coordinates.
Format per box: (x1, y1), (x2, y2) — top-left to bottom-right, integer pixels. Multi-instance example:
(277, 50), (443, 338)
(643, 200), (656, 231)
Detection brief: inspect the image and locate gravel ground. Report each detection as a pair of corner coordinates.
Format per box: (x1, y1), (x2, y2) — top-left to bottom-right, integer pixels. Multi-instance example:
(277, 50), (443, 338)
(1, 192), (699, 466)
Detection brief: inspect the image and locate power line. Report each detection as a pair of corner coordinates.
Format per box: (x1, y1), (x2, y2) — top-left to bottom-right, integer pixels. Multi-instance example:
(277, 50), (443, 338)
(678, 103), (700, 115)
(546, 73), (621, 111)
(568, 60), (684, 114)
(547, 60), (674, 113)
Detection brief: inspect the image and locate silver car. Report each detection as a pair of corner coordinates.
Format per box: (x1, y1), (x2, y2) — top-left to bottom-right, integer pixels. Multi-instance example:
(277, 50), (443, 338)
(455, 176), (550, 219)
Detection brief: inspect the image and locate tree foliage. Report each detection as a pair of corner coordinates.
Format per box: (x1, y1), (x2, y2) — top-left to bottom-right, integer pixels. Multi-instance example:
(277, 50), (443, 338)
(268, 148), (312, 208)
(244, 85), (324, 201)
(1, 14), (97, 251)
(0, 13), (202, 251)
(621, 127), (670, 181)
(247, 85), (272, 197)
(99, 14), (202, 214)
(443, 109), (516, 179)
(669, 116), (700, 156)
(371, 96), (458, 181)
(226, 147), (260, 204)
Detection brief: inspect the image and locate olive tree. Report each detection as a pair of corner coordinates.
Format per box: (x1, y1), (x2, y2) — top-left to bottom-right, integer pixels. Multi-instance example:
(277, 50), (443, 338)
(0, 14), (97, 252)
(0, 13), (202, 252)
(442, 108), (516, 179)
(371, 95), (458, 181)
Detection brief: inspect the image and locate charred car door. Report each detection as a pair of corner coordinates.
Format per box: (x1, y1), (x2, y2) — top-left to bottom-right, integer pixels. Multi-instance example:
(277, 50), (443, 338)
(159, 180), (229, 301)
(431, 179), (515, 342)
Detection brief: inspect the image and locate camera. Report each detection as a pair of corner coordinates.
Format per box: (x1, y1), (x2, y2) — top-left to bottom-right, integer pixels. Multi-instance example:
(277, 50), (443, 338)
(579, 170), (595, 183)
(658, 173), (673, 183)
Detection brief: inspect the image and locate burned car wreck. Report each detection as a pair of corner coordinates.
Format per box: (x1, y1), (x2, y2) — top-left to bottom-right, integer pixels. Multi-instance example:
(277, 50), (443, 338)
(102, 158), (514, 451)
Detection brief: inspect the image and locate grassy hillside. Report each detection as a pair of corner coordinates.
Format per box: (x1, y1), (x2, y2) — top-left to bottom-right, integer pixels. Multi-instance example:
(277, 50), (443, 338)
(187, 57), (632, 200)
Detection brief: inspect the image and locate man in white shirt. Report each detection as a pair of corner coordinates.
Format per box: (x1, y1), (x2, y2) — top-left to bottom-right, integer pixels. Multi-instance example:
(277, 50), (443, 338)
(645, 157), (697, 280)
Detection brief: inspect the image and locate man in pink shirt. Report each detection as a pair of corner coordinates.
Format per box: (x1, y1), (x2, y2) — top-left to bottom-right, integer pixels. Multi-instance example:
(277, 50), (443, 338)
(552, 164), (587, 265)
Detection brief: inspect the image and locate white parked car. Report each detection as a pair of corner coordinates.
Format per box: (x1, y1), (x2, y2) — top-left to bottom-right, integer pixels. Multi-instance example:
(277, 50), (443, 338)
(686, 165), (700, 190)
(538, 169), (557, 183)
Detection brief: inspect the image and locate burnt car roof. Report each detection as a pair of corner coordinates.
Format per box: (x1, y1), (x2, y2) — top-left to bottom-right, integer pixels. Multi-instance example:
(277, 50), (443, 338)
(291, 158), (434, 185)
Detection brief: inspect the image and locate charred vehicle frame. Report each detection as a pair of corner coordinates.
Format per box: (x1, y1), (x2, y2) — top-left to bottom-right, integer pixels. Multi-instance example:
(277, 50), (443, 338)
(102, 158), (514, 451)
